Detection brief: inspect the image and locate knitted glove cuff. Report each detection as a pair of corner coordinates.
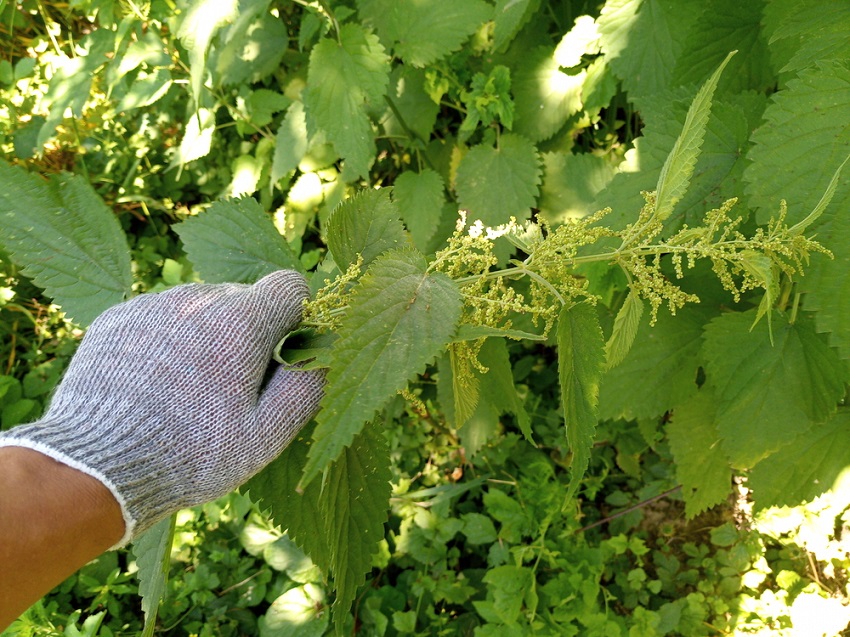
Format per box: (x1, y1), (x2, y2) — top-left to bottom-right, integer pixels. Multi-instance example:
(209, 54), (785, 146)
(0, 418), (182, 546)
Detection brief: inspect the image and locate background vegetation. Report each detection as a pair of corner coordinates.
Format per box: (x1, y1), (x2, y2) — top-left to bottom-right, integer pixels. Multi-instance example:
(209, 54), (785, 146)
(1, 0), (849, 635)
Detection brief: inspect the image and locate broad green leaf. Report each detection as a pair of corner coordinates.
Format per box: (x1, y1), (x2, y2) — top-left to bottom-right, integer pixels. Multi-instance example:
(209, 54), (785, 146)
(321, 420), (391, 627)
(176, 197), (301, 283)
(245, 89), (290, 128)
(301, 248), (462, 488)
(554, 15), (601, 69)
(326, 189), (407, 269)
(215, 9), (287, 86)
(745, 61), (850, 226)
(798, 215), (850, 359)
(493, 0), (541, 52)
(749, 410), (850, 510)
(455, 134), (541, 226)
(652, 51), (735, 224)
(133, 516), (176, 637)
(603, 288), (643, 370)
(175, 107), (216, 165)
(512, 47), (584, 143)
(271, 102), (309, 185)
(670, 0), (772, 94)
(174, 0), (239, 103)
(382, 66), (440, 142)
(702, 311), (845, 468)
(244, 425), (330, 572)
(356, 0), (492, 67)
(117, 69), (173, 111)
(0, 163), (133, 326)
(667, 388), (732, 518)
(393, 170), (445, 252)
(478, 338), (532, 444)
(449, 345), (481, 431)
(598, 0), (698, 100)
(262, 583), (328, 637)
(600, 306), (707, 421)
(592, 89), (762, 232)
(539, 151), (616, 224)
(557, 303), (605, 499)
(443, 338), (532, 449)
(303, 24), (390, 180)
(763, 0), (850, 77)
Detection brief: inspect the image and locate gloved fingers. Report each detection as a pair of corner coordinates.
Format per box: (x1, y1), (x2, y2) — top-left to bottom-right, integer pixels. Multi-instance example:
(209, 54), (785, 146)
(248, 270), (311, 340)
(253, 365), (325, 456)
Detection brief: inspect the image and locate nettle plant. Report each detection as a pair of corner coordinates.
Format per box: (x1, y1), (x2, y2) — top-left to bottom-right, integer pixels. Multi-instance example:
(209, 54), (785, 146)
(3, 0), (850, 631)
(2, 51), (844, 630)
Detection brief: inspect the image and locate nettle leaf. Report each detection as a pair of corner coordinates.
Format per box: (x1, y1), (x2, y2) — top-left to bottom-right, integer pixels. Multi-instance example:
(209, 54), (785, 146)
(603, 289), (643, 370)
(668, 388), (732, 518)
(176, 197), (300, 282)
(244, 425), (330, 572)
(749, 410), (850, 510)
(448, 345), (481, 430)
(301, 248), (462, 488)
(799, 215), (850, 359)
(593, 91), (761, 232)
(557, 303), (605, 499)
(478, 338), (532, 443)
(326, 188), (408, 269)
(356, 0), (492, 67)
(598, 0), (698, 100)
(512, 47), (584, 143)
(0, 162), (132, 326)
(321, 419), (391, 628)
(303, 24), (390, 180)
(245, 420), (390, 627)
(745, 61), (850, 226)
(175, 107), (216, 165)
(493, 0), (541, 51)
(600, 305), (707, 422)
(174, 0), (239, 103)
(383, 66), (440, 142)
(763, 0), (850, 76)
(539, 151), (616, 224)
(133, 516), (176, 637)
(653, 51), (735, 224)
(455, 134), (541, 226)
(272, 101), (309, 185)
(393, 169), (445, 252)
(702, 310), (845, 468)
(671, 0), (772, 94)
(215, 9), (287, 86)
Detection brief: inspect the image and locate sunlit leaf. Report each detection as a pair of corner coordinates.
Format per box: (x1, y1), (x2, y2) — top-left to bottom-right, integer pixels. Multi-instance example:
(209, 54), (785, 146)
(558, 303), (605, 499)
(0, 162), (132, 325)
(300, 249), (462, 488)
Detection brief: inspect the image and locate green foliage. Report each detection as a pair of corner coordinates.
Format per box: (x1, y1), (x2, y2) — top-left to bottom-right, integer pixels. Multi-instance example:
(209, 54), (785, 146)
(557, 303), (605, 499)
(303, 23), (390, 180)
(131, 517), (176, 637)
(2, 0), (850, 634)
(0, 163), (132, 326)
(301, 248), (462, 489)
(175, 198), (301, 282)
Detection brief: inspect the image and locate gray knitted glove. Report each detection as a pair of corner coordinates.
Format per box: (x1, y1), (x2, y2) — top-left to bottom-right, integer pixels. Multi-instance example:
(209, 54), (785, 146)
(0, 270), (324, 545)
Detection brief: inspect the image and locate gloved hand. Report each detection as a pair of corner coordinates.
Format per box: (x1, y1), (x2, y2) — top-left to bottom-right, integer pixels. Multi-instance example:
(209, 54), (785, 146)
(0, 270), (324, 546)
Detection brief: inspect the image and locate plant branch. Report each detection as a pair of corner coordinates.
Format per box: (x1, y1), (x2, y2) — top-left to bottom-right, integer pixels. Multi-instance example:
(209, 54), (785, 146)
(575, 485), (683, 534)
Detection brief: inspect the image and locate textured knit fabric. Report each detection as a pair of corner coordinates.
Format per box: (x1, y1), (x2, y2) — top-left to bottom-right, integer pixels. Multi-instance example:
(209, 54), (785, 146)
(0, 270), (325, 546)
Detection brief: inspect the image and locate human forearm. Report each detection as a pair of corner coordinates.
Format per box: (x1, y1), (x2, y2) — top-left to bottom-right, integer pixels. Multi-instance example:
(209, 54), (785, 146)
(0, 447), (124, 630)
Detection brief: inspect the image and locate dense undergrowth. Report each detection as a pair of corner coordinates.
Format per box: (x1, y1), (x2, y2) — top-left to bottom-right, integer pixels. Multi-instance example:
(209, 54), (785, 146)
(2, 0), (850, 635)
